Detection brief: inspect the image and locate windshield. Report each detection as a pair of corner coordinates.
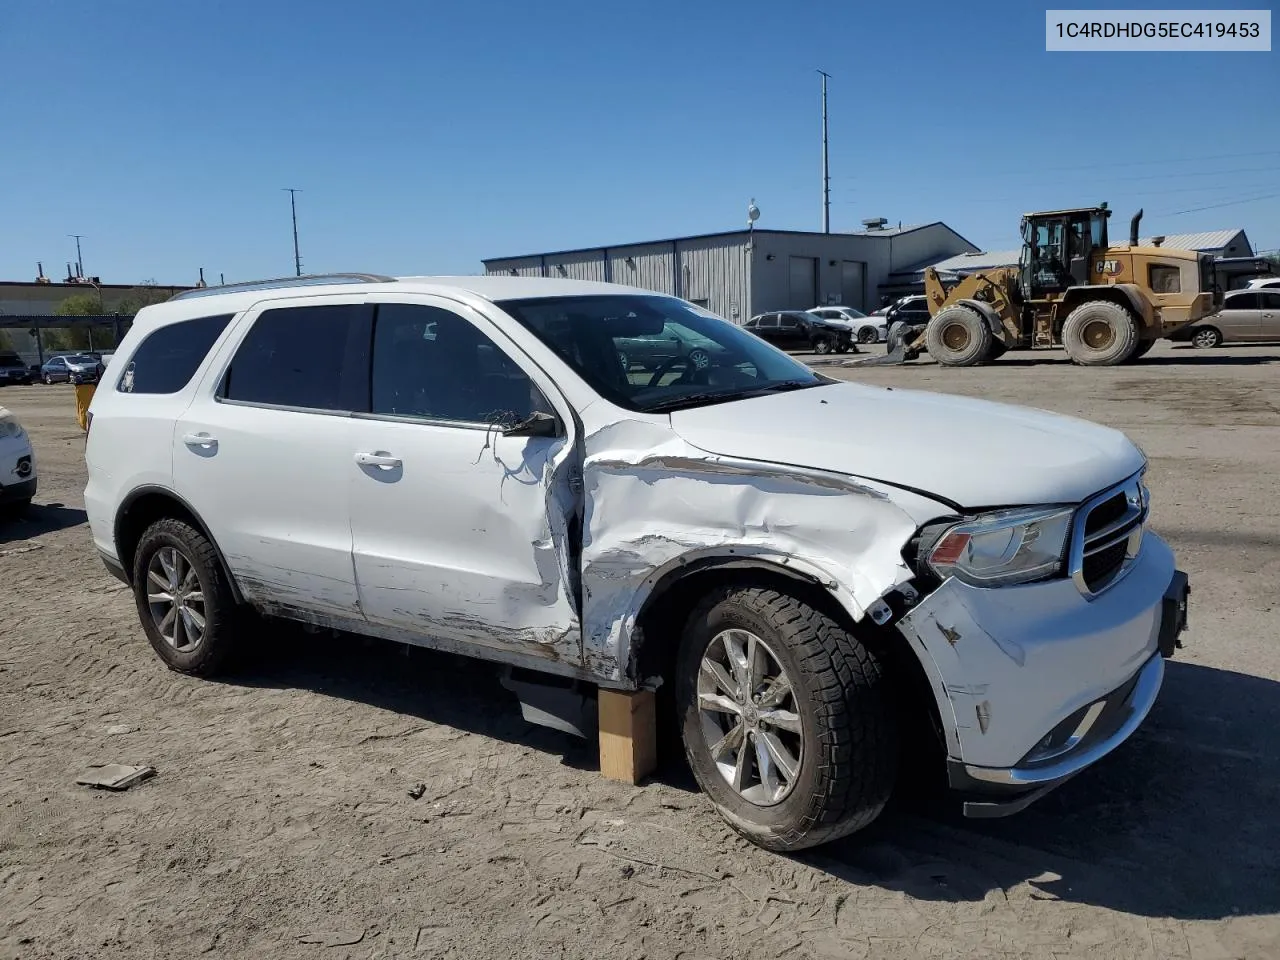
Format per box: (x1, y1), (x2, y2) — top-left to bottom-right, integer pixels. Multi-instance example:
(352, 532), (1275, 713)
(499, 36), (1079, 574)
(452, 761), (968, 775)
(66, 354), (96, 363)
(496, 294), (827, 413)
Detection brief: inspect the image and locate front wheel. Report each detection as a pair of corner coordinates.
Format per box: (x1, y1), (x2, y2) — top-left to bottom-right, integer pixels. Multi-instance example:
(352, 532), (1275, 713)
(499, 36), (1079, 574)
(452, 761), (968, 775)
(813, 336), (833, 355)
(676, 585), (896, 851)
(925, 305), (991, 366)
(132, 518), (240, 676)
(858, 326), (879, 344)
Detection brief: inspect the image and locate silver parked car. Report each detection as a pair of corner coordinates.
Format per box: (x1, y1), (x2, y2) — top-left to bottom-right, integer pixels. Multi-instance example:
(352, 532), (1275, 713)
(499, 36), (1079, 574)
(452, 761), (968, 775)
(1173, 289), (1280, 348)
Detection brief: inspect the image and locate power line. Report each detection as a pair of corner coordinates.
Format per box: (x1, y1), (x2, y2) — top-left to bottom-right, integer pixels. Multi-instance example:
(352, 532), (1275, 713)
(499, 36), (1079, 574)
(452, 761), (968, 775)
(1155, 193), (1280, 217)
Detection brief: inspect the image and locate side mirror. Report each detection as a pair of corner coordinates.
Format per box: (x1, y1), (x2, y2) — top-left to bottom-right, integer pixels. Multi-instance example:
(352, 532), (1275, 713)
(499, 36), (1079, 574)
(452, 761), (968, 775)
(502, 410), (559, 438)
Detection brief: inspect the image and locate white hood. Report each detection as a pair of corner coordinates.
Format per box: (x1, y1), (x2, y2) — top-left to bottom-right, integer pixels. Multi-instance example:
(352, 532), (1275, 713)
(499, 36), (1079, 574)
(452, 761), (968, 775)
(668, 382), (1144, 509)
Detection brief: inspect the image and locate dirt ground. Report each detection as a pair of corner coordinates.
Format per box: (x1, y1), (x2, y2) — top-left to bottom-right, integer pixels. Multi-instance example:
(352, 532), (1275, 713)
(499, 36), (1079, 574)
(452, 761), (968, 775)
(2, 340), (1278, 960)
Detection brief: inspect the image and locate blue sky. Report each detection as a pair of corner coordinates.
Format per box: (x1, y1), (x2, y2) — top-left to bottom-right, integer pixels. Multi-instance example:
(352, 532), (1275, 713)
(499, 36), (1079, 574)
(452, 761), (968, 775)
(1, 1), (1276, 285)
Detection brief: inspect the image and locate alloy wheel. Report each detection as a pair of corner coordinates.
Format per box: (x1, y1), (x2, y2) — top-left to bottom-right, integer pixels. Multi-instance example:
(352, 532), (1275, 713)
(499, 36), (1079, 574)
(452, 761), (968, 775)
(697, 629), (803, 806)
(146, 547), (206, 653)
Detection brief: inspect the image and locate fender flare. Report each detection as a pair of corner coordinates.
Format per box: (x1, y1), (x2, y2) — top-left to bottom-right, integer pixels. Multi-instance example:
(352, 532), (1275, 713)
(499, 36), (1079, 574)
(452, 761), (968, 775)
(615, 547), (881, 684)
(949, 298), (1010, 343)
(1061, 283), (1154, 328)
(113, 484), (245, 604)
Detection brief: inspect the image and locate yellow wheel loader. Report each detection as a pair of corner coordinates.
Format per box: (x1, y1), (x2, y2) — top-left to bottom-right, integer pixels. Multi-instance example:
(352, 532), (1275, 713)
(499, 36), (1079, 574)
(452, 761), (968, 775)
(868, 205), (1219, 367)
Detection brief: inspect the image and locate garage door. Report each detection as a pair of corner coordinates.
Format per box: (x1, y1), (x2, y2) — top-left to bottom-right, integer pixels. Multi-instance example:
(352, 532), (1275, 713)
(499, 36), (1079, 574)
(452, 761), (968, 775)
(841, 261), (866, 311)
(788, 257), (817, 310)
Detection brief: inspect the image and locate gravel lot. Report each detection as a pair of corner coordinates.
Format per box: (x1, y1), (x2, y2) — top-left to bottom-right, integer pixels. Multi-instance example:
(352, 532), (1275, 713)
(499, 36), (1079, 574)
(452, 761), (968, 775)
(2, 340), (1278, 960)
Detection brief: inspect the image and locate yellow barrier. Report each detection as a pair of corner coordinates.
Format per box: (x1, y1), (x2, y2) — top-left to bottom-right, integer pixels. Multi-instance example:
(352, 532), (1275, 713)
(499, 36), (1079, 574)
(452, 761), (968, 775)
(75, 383), (97, 431)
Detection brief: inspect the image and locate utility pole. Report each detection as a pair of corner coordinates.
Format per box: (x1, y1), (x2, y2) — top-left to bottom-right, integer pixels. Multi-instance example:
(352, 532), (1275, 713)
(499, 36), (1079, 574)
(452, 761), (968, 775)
(69, 235), (85, 277)
(284, 188), (302, 276)
(818, 71), (831, 234)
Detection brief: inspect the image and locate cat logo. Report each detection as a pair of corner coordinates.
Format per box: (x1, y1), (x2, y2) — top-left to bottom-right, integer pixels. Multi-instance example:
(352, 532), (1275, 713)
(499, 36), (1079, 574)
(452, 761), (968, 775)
(1095, 259), (1123, 277)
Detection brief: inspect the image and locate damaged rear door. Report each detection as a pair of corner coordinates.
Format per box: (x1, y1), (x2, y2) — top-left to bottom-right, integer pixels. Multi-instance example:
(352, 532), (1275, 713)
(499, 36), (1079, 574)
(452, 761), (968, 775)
(347, 297), (583, 667)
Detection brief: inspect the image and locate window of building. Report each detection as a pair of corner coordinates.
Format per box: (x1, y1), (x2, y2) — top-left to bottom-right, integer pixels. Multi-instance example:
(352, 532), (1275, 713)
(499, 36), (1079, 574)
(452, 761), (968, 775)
(371, 303), (540, 425)
(1149, 264), (1181, 294)
(222, 304), (368, 411)
(117, 314), (231, 394)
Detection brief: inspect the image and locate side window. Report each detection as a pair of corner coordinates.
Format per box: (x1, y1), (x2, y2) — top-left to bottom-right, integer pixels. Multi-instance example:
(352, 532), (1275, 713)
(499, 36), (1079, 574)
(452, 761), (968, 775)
(1262, 292), (1280, 311)
(759, 315), (779, 329)
(117, 314), (231, 394)
(223, 304), (368, 411)
(1228, 293), (1260, 310)
(371, 303), (541, 425)
(1149, 264), (1181, 294)
(779, 314), (800, 329)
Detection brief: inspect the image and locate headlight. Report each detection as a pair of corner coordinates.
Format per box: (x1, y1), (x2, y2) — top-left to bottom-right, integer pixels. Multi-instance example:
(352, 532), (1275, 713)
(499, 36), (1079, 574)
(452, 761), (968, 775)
(921, 506), (1075, 587)
(0, 413), (25, 440)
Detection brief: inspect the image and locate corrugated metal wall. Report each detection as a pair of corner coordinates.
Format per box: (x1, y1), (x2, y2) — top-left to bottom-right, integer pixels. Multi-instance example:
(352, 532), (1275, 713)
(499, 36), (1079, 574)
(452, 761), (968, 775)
(545, 249), (607, 282)
(485, 256), (544, 277)
(607, 243), (676, 295)
(677, 236), (750, 322)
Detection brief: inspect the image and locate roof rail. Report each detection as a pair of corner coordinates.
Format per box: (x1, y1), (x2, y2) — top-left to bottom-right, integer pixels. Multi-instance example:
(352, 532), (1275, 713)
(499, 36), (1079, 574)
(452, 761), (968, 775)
(168, 273), (396, 301)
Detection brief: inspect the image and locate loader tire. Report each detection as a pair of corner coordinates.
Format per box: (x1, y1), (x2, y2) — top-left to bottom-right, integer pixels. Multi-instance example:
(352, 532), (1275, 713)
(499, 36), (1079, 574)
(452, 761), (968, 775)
(1062, 301), (1139, 366)
(925, 306), (991, 367)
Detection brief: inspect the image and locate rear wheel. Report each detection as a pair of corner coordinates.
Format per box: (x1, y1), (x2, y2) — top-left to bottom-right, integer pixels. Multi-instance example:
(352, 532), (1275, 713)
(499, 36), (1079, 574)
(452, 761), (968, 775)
(1061, 300), (1139, 366)
(676, 584), (896, 851)
(857, 326), (879, 344)
(131, 518), (239, 676)
(925, 305), (991, 366)
(1191, 327), (1222, 349)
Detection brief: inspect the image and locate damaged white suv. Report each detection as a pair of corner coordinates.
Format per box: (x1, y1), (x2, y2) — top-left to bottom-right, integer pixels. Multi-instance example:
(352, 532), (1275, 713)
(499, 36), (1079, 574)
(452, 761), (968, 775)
(84, 275), (1189, 851)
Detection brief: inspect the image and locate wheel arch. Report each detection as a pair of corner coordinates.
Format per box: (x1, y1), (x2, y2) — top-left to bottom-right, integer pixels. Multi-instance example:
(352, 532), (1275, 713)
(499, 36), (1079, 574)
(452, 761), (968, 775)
(1060, 284), (1154, 332)
(948, 298), (1007, 339)
(113, 485), (244, 603)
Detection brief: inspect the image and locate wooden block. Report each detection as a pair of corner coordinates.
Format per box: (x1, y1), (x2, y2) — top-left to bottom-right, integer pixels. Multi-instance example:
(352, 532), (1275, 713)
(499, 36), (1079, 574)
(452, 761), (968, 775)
(598, 688), (657, 784)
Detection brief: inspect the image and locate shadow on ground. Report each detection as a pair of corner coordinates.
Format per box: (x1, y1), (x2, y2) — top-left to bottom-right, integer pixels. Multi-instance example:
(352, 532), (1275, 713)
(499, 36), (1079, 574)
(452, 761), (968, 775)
(224, 630), (1279, 922)
(0, 502), (87, 544)
(803, 660), (1280, 922)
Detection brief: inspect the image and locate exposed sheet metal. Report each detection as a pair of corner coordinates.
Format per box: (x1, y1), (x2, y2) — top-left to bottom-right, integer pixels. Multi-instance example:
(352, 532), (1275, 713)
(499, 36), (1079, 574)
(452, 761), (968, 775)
(577, 419), (929, 683)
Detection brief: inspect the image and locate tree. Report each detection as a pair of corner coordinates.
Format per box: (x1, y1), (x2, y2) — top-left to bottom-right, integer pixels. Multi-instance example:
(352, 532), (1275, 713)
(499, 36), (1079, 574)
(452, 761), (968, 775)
(114, 282), (171, 316)
(55, 293), (103, 317)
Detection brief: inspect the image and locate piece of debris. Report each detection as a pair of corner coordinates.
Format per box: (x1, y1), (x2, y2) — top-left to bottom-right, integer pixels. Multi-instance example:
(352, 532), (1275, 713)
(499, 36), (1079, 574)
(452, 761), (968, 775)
(75, 764), (156, 791)
(0, 541), (42, 557)
(104, 725), (136, 736)
(407, 782), (426, 800)
(296, 930), (365, 947)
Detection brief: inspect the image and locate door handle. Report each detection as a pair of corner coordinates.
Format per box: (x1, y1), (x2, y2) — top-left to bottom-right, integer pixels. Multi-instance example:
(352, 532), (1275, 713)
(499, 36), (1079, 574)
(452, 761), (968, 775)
(355, 452), (402, 470)
(182, 432), (217, 449)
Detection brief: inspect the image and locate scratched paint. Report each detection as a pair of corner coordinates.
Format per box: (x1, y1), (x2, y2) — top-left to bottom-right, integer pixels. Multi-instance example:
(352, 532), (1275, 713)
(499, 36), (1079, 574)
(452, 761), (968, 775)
(577, 418), (929, 683)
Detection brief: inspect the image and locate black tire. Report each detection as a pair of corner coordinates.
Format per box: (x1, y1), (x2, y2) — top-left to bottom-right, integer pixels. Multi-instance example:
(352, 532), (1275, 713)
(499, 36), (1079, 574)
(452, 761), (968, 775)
(0, 498), (31, 520)
(1127, 339), (1156, 361)
(676, 584), (896, 852)
(43, 374), (53, 385)
(131, 518), (239, 676)
(857, 326), (879, 344)
(813, 336), (833, 355)
(1191, 327), (1222, 349)
(688, 348), (711, 370)
(1061, 300), (1139, 366)
(925, 305), (991, 367)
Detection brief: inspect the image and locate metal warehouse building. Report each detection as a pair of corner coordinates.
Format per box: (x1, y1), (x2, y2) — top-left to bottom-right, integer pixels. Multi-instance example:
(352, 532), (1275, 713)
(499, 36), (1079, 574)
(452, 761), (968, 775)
(482, 221), (978, 322)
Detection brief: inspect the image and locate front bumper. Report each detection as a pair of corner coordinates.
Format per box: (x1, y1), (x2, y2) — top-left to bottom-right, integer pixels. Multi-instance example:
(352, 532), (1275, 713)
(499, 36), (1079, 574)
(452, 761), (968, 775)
(896, 533), (1189, 817)
(949, 569), (1188, 817)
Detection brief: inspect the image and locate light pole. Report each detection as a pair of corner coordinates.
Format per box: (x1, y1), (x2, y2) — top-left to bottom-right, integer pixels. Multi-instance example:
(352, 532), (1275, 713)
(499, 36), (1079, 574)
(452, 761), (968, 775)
(284, 188), (302, 277)
(817, 70), (831, 234)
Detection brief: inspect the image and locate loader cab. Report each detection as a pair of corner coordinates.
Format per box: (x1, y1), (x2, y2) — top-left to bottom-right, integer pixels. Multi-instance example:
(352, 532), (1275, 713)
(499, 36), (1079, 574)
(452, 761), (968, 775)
(1019, 206), (1110, 299)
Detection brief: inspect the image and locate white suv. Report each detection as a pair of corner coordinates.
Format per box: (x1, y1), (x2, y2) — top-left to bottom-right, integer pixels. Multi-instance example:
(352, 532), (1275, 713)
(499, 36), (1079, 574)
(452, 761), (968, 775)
(84, 274), (1189, 851)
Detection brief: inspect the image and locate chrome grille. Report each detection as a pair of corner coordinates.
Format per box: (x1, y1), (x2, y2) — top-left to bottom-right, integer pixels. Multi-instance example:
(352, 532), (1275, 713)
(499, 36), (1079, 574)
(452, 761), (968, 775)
(1068, 473), (1147, 599)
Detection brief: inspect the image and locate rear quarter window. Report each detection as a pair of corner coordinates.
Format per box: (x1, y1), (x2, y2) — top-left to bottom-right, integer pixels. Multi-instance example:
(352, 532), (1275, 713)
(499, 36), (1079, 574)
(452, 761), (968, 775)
(117, 314), (233, 394)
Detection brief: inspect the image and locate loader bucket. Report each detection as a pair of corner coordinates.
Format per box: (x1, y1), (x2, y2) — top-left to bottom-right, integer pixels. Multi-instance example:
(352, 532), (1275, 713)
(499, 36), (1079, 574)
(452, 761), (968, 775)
(859, 324), (922, 366)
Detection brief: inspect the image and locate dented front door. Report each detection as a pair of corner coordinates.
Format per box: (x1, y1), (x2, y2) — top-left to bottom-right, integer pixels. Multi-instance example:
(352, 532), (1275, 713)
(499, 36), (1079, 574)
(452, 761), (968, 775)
(347, 297), (582, 665)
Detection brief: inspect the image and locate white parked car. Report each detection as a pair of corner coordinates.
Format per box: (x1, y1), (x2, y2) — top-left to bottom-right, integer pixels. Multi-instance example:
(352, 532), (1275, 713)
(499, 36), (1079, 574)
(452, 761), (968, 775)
(0, 406), (37, 516)
(84, 274), (1189, 851)
(809, 306), (886, 343)
(1245, 276), (1280, 290)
